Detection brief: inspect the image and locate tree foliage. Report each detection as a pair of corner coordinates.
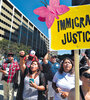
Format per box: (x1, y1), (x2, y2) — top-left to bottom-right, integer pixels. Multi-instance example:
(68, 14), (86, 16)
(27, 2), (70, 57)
(0, 39), (31, 58)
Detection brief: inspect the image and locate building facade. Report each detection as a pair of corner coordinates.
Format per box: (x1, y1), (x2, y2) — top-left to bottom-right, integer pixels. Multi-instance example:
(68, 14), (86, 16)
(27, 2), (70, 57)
(0, 0), (49, 57)
(72, 0), (90, 6)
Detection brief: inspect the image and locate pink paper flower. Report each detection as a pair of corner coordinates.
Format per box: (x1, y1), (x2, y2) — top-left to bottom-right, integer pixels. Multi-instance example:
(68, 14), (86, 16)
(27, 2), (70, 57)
(34, 0), (70, 29)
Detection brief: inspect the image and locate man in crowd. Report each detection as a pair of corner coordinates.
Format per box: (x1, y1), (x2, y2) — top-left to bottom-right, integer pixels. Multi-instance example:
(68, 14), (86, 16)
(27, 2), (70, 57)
(43, 51), (60, 100)
(0, 52), (19, 100)
(19, 50), (38, 68)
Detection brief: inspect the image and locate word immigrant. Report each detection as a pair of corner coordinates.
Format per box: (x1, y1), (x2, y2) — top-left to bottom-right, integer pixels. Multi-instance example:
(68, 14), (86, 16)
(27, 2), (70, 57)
(57, 15), (90, 45)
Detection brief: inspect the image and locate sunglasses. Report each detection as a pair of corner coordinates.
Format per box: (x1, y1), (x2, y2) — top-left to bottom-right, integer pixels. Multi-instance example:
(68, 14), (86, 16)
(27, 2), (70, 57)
(82, 73), (90, 78)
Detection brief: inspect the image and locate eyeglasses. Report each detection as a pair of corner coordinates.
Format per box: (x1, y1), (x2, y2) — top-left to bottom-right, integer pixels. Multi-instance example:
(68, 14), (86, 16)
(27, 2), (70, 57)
(82, 73), (90, 78)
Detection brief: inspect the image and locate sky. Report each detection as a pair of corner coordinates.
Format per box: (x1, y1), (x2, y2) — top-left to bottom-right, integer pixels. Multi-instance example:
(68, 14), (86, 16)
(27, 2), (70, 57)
(10, 0), (72, 55)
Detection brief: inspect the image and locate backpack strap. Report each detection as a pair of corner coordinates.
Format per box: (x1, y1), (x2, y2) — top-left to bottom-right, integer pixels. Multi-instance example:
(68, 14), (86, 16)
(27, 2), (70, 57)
(39, 73), (44, 85)
(39, 73), (46, 88)
(38, 73), (46, 100)
(80, 86), (85, 100)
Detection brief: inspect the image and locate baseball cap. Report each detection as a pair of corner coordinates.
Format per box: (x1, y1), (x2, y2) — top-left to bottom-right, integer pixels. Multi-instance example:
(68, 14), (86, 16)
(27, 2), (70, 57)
(79, 65), (90, 77)
(7, 52), (14, 57)
(29, 50), (35, 57)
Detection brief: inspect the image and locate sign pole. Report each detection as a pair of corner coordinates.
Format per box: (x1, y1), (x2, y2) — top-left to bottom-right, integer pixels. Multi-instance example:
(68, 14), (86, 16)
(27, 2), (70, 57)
(74, 50), (79, 100)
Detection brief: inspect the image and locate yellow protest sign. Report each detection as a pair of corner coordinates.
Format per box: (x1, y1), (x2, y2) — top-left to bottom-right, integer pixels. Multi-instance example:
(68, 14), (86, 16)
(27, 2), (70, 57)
(50, 5), (90, 50)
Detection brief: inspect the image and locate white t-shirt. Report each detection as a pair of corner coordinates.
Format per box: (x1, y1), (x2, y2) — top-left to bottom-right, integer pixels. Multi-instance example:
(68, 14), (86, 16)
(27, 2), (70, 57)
(53, 71), (75, 100)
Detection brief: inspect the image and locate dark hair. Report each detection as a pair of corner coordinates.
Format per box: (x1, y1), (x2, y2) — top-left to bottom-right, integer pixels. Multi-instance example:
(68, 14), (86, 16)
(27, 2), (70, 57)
(79, 65), (90, 77)
(59, 57), (74, 74)
(85, 49), (90, 59)
(29, 60), (41, 75)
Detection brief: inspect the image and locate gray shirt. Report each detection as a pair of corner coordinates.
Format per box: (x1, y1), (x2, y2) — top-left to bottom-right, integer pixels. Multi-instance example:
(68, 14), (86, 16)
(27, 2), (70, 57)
(23, 76), (39, 100)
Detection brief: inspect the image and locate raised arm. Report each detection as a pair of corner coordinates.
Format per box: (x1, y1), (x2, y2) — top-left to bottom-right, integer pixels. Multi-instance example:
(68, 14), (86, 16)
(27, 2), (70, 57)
(82, 53), (90, 66)
(84, 55), (90, 66)
(43, 51), (50, 64)
(19, 50), (26, 74)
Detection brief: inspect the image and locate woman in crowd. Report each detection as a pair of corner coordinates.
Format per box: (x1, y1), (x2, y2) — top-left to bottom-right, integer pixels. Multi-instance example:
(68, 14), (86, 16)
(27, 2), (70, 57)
(68, 65), (90, 100)
(16, 51), (46, 100)
(52, 57), (75, 100)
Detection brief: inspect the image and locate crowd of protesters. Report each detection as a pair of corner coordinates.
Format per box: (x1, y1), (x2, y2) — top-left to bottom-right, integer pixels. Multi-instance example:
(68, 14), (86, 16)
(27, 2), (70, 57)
(0, 49), (90, 100)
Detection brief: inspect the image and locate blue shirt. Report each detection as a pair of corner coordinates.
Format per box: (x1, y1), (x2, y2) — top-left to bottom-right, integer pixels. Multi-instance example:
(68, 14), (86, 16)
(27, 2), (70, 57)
(48, 61), (60, 76)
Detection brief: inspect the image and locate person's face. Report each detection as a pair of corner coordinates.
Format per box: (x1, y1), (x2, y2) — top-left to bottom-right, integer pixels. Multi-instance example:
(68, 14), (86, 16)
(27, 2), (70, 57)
(50, 57), (56, 63)
(28, 56), (33, 60)
(30, 61), (39, 72)
(63, 59), (72, 73)
(81, 69), (90, 87)
(8, 55), (14, 61)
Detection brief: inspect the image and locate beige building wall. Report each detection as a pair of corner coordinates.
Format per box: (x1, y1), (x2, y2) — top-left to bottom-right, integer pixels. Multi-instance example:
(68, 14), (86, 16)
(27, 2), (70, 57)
(0, 0), (49, 56)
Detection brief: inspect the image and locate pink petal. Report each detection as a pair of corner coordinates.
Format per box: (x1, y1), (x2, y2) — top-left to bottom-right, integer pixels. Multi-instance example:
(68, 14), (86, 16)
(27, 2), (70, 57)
(56, 5), (70, 15)
(38, 16), (46, 22)
(34, 7), (49, 17)
(46, 13), (55, 29)
(49, 0), (60, 7)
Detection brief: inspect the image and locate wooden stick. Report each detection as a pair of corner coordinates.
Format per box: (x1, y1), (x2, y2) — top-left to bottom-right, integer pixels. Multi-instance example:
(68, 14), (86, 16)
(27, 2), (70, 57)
(74, 50), (79, 100)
